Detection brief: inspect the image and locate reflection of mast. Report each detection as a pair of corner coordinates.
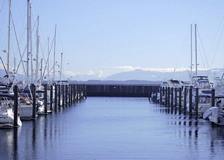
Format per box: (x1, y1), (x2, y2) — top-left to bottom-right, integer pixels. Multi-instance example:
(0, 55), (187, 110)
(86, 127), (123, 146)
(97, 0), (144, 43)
(7, 0), (12, 74)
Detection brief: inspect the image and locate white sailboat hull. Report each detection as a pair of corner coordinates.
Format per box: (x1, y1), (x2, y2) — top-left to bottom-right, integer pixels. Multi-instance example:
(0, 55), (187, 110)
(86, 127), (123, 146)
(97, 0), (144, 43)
(203, 107), (224, 126)
(0, 108), (22, 128)
(19, 104), (36, 120)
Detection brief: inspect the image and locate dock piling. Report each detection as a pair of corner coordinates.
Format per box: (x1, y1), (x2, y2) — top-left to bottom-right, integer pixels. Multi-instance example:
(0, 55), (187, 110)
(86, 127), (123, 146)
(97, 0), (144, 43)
(178, 88), (182, 114)
(31, 84), (36, 119)
(13, 85), (18, 127)
(183, 87), (187, 115)
(54, 84), (58, 111)
(189, 86), (193, 116)
(50, 85), (53, 111)
(211, 89), (215, 106)
(44, 84), (48, 114)
(171, 87), (174, 108)
(195, 88), (199, 117)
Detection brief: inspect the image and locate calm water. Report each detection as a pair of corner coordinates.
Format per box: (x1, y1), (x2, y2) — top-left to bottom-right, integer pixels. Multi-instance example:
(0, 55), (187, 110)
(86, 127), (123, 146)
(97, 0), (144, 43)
(0, 97), (224, 160)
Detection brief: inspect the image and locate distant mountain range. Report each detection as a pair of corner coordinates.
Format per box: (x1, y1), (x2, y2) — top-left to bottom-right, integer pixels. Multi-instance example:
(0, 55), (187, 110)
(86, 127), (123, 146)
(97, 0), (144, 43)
(1, 68), (224, 83)
(72, 68), (224, 82)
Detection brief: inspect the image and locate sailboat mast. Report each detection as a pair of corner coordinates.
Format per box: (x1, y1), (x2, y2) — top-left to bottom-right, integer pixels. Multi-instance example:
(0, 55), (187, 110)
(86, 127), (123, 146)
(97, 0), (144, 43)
(47, 37), (50, 80)
(26, 0), (31, 82)
(190, 24), (193, 79)
(53, 25), (57, 81)
(40, 58), (43, 83)
(30, 3), (33, 83)
(7, 0), (12, 74)
(195, 24), (198, 76)
(60, 52), (63, 81)
(13, 57), (16, 74)
(35, 16), (40, 81)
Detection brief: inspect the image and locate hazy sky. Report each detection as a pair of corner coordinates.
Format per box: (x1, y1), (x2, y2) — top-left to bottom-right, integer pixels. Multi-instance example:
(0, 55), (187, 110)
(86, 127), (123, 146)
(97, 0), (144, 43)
(0, 0), (224, 78)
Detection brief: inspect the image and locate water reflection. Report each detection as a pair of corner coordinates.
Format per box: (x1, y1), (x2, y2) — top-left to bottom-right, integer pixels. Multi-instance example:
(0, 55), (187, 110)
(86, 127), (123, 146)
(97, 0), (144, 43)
(154, 103), (224, 159)
(0, 98), (224, 160)
(0, 128), (20, 160)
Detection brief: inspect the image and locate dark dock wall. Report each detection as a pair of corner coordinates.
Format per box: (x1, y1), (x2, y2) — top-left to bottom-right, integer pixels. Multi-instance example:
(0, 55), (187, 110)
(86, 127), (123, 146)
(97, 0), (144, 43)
(83, 84), (159, 97)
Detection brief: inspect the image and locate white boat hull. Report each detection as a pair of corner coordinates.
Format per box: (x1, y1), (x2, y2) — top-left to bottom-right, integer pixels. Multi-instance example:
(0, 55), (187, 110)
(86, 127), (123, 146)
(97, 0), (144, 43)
(0, 108), (22, 128)
(203, 107), (224, 126)
(19, 104), (36, 120)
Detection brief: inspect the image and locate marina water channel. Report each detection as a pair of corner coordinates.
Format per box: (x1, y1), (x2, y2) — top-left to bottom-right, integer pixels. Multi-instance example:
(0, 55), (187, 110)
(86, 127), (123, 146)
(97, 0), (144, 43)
(0, 97), (224, 160)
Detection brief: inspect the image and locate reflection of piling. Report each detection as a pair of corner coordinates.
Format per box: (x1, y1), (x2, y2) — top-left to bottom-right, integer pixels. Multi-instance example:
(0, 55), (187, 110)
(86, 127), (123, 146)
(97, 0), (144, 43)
(13, 85), (18, 127)
(31, 84), (36, 119)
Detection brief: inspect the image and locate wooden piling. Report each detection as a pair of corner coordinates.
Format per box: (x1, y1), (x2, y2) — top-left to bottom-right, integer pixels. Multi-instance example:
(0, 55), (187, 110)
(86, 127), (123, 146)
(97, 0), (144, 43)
(44, 84), (48, 114)
(62, 85), (65, 107)
(195, 88), (199, 117)
(31, 84), (36, 119)
(183, 87), (187, 114)
(58, 84), (61, 108)
(211, 89), (215, 106)
(50, 85), (53, 111)
(13, 85), (18, 127)
(168, 87), (170, 107)
(65, 85), (67, 106)
(54, 84), (58, 111)
(164, 87), (167, 106)
(178, 88), (182, 114)
(174, 88), (177, 107)
(189, 86), (193, 116)
(72, 85), (74, 102)
(159, 87), (162, 105)
(171, 87), (174, 107)
(162, 87), (164, 105)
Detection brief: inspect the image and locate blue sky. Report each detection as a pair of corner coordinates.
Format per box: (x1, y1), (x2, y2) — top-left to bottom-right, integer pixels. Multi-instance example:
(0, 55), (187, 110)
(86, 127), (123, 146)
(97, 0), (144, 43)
(0, 0), (224, 78)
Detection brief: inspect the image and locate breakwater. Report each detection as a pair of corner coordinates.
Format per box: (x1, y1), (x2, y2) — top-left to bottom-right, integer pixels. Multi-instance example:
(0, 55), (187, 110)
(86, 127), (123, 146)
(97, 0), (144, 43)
(84, 84), (159, 97)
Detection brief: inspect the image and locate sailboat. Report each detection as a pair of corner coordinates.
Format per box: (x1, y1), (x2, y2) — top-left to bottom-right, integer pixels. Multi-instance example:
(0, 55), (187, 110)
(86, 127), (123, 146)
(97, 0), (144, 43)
(0, 0), (22, 128)
(37, 24), (58, 114)
(187, 24), (212, 116)
(19, 0), (37, 120)
(203, 99), (224, 125)
(203, 74), (224, 125)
